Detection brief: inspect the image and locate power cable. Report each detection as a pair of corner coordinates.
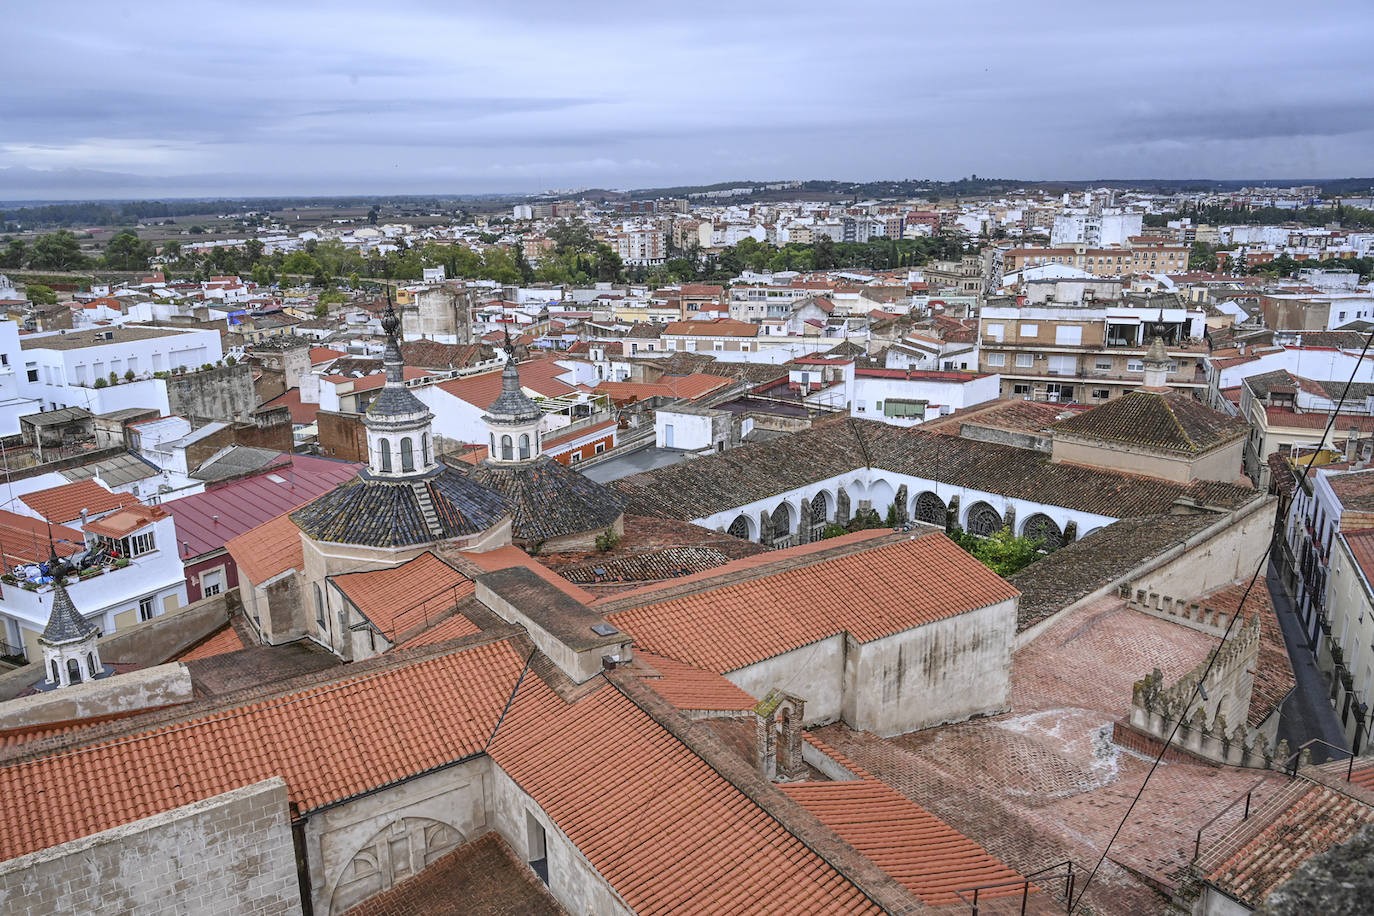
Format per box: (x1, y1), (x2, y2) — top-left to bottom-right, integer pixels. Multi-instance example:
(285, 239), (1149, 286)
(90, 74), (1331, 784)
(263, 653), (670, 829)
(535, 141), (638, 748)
(1069, 327), (1374, 913)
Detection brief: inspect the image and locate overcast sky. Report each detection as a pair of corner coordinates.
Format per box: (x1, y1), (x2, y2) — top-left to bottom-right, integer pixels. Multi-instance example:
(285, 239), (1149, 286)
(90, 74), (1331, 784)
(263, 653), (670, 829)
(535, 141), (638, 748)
(3, 1), (1373, 200)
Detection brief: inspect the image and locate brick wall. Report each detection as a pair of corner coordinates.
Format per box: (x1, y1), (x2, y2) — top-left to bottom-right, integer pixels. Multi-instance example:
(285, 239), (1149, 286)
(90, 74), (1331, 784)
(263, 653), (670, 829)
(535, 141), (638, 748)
(0, 778), (302, 915)
(317, 410), (368, 463)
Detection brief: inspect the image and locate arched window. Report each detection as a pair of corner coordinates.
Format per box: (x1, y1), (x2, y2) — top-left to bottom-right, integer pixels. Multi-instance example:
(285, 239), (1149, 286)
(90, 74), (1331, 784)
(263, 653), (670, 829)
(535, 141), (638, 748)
(422, 433), (430, 466)
(489, 433), (495, 456)
(50, 660), (59, 684)
(66, 657), (82, 685)
(379, 439), (392, 472)
(500, 435), (514, 461)
(966, 501), (1003, 537)
(314, 583), (327, 631)
(913, 491), (946, 525)
(519, 434), (531, 460)
(400, 437), (414, 472)
(727, 515), (751, 541)
(86, 651), (97, 675)
(1022, 513), (1064, 550)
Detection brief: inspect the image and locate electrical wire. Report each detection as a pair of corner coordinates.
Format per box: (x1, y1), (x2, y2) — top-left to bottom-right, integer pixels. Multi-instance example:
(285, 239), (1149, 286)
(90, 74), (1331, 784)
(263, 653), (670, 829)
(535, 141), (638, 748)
(1069, 327), (1374, 913)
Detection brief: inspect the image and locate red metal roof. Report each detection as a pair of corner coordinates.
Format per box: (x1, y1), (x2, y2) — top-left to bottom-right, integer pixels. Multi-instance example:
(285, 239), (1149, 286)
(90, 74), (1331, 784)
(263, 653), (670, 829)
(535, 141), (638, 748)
(163, 455), (362, 558)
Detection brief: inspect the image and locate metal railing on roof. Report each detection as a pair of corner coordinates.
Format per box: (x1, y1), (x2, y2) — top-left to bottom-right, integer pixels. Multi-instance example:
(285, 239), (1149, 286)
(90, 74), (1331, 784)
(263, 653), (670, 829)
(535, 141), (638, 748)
(954, 860), (1076, 915)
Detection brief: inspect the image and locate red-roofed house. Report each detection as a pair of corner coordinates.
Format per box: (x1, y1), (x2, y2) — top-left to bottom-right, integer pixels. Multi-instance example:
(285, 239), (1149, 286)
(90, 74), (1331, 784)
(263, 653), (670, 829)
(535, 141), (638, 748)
(16, 479), (138, 526)
(1, 502), (188, 662)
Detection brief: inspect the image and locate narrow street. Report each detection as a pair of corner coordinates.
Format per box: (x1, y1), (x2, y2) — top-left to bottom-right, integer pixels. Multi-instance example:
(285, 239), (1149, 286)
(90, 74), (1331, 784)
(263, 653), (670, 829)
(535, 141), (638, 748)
(1267, 560), (1349, 763)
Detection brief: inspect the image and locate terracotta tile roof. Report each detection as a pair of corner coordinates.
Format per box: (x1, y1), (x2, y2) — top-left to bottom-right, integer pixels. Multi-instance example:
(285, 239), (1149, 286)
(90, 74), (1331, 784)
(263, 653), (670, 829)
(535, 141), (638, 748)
(662, 318), (759, 338)
(559, 546), (738, 585)
(487, 676), (883, 916)
(541, 419), (616, 450)
(460, 545), (598, 603)
(19, 479), (137, 525)
(1051, 390), (1249, 455)
(665, 372), (734, 400)
(598, 530), (1019, 673)
(398, 609), (482, 649)
(633, 651), (758, 712)
(82, 504), (168, 538)
(225, 512), (303, 585)
(170, 624), (246, 663)
(614, 418), (1258, 523)
(0, 511), (82, 567)
(435, 358), (578, 408)
(262, 387), (319, 424)
(331, 552), (475, 640)
(1350, 760), (1374, 792)
(1200, 778), (1374, 907)
(398, 340), (495, 371)
(0, 639), (527, 861)
(309, 346), (346, 364)
(781, 777), (1029, 905)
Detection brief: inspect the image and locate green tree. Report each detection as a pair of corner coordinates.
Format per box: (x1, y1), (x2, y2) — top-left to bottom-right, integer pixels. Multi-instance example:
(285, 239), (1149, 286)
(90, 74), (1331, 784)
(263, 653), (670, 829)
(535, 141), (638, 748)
(102, 230), (154, 270)
(367, 206), (379, 225)
(1, 239), (26, 269)
(280, 251), (319, 277)
(1188, 241), (1218, 272)
(243, 239), (265, 265)
(951, 527), (1044, 576)
(480, 247), (522, 285)
(26, 284), (57, 305)
(549, 218), (595, 255)
(250, 261), (275, 286)
(813, 234), (837, 270)
(28, 230), (89, 270)
(160, 239), (181, 261)
(592, 244), (624, 283)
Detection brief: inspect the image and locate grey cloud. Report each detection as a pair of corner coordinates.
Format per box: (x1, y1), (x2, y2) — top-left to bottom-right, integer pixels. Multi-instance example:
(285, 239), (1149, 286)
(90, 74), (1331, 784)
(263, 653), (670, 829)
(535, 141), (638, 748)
(1, 0), (1372, 197)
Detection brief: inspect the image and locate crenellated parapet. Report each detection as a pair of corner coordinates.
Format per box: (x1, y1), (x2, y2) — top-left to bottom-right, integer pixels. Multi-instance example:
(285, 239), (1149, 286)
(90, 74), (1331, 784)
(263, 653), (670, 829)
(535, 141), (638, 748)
(1125, 614), (1273, 768)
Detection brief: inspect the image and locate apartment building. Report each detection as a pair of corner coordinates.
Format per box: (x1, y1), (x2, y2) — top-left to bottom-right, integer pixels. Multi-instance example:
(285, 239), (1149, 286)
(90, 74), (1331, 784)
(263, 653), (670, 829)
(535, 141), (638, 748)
(978, 294), (1206, 403)
(11, 324), (223, 417)
(921, 253), (987, 296)
(611, 227), (666, 266)
(1237, 369), (1374, 489)
(1328, 527), (1374, 752)
(999, 238), (1188, 279)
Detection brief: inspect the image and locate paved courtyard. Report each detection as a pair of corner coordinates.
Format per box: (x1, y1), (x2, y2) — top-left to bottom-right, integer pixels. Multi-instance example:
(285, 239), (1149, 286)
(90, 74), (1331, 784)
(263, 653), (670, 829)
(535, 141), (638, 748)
(818, 593), (1290, 914)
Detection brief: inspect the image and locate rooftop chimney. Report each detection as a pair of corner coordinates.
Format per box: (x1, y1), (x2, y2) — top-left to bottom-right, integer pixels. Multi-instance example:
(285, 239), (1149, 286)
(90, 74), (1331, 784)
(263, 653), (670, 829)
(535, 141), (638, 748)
(1347, 426), (1359, 464)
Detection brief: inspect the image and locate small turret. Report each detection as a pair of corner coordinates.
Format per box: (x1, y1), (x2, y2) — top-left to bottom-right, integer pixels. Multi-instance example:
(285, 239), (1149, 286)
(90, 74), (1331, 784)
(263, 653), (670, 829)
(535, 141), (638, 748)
(1140, 336), (1172, 391)
(363, 293), (437, 478)
(483, 356), (543, 464)
(38, 557), (104, 689)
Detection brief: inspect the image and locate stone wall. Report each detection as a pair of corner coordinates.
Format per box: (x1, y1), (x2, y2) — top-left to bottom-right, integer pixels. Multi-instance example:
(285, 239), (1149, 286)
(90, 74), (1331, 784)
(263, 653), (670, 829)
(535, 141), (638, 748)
(1123, 586), (1236, 638)
(0, 589), (235, 701)
(844, 597), (1016, 736)
(725, 635), (847, 727)
(303, 759), (488, 916)
(166, 362), (257, 423)
(0, 663), (193, 732)
(0, 778), (301, 916)
(1124, 614), (1274, 768)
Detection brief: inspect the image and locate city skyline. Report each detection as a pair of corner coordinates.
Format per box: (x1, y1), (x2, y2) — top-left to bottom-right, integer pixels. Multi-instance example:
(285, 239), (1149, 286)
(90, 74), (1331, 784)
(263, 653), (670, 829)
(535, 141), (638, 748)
(3, 0), (1373, 199)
